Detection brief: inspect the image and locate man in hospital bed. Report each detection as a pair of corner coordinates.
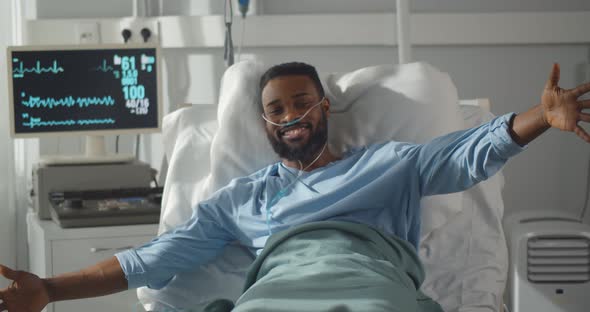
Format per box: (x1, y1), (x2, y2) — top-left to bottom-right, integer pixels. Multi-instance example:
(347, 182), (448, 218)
(1, 62), (590, 312)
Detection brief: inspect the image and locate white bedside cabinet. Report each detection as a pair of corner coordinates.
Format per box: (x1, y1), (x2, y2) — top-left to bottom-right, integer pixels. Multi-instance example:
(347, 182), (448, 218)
(27, 213), (158, 312)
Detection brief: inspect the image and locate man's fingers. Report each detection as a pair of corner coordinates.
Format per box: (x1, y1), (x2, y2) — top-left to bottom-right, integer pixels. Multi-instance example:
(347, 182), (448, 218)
(574, 125), (590, 143)
(580, 99), (590, 109)
(571, 82), (590, 98)
(545, 63), (560, 90)
(0, 265), (17, 281)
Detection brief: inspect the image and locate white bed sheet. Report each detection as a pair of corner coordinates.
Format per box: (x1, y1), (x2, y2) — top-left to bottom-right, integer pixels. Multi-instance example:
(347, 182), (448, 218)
(138, 62), (507, 312)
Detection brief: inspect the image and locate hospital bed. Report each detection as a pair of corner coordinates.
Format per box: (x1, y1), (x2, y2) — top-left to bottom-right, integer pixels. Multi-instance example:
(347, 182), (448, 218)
(136, 60), (508, 312)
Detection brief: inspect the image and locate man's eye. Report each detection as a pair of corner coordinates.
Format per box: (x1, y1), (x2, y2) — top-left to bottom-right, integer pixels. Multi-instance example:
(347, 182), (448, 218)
(269, 109), (282, 115)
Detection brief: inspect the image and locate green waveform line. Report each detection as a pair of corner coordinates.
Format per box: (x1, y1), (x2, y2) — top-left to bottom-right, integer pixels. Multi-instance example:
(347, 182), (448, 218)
(22, 95), (116, 109)
(92, 59), (114, 72)
(12, 60), (64, 78)
(78, 118), (116, 125)
(22, 117), (116, 129)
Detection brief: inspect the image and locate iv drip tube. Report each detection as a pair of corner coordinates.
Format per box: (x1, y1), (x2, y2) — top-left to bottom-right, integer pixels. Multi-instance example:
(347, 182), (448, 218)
(396, 0), (412, 64)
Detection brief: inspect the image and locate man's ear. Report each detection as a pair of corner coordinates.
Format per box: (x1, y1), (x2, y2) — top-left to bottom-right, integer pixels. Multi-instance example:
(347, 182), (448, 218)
(323, 97), (331, 118)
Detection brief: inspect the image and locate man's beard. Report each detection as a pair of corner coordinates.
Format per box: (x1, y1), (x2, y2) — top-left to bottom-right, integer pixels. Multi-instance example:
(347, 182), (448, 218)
(266, 111), (328, 163)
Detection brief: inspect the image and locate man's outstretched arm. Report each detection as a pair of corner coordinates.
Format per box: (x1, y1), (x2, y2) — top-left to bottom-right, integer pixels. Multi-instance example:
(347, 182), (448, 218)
(0, 257), (126, 312)
(399, 63), (590, 196)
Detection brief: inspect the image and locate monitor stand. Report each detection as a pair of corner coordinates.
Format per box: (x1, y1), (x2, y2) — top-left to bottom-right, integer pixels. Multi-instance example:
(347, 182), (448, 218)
(40, 135), (135, 166)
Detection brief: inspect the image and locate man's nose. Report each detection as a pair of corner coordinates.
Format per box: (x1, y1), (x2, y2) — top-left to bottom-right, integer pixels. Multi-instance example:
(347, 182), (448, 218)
(280, 106), (303, 123)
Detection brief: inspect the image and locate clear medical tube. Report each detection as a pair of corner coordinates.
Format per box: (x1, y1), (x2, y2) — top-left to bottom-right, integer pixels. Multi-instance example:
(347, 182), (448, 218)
(265, 142), (328, 235)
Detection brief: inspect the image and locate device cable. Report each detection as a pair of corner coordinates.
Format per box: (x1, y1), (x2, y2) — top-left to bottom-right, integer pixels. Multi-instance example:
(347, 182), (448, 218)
(151, 168), (159, 187)
(580, 61), (590, 223)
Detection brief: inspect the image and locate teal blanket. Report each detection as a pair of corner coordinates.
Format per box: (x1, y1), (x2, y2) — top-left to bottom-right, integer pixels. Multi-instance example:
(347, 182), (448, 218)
(224, 221), (444, 312)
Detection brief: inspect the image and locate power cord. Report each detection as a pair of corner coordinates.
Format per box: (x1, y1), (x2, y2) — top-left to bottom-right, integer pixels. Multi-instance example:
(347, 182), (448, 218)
(579, 152), (590, 222)
(151, 168), (159, 187)
(135, 134), (140, 159)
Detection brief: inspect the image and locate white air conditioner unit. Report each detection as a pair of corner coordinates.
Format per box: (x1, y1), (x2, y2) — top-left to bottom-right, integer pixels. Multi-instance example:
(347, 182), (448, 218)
(504, 210), (590, 312)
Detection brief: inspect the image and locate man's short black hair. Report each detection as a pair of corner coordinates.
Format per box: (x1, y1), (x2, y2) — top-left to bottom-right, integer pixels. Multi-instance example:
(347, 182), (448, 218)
(259, 62), (325, 100)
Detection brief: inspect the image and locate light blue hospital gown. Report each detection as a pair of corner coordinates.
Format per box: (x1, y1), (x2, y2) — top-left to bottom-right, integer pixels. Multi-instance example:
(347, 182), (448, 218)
(116, 113), (525, 290)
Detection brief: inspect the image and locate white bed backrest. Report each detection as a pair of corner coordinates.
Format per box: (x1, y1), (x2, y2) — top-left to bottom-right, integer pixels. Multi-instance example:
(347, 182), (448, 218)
(459, 98), (491, 112)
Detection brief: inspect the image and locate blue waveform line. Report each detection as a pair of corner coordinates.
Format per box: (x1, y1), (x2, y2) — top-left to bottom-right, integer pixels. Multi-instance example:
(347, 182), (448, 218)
(12, 60), (64, 78)
(92, 59), (114, 72)
(21, 95), (116, 109)
(22, 117), (116, 129)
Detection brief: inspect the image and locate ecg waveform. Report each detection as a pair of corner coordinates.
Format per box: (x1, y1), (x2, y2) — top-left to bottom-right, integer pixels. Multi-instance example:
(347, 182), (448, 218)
(12, 59), (64, 78)
(22, 117), (116, 129)
(21, 94), (116, 109)
(92, 59), (114, 72)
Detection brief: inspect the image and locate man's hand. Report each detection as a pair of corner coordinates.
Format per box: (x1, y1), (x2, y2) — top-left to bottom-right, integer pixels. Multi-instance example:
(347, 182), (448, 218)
(541, 63), (590, 142)
(2, 257), (127, 312)
(0, 265), (50, 312)
(510, 63), (590, 146)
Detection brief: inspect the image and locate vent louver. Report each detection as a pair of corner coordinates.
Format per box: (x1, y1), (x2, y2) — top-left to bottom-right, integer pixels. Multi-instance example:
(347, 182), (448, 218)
(527, 236), (590, 283)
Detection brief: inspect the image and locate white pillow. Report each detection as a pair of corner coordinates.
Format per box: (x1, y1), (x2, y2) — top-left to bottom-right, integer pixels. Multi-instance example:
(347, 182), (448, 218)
(210, 60), (466, 234)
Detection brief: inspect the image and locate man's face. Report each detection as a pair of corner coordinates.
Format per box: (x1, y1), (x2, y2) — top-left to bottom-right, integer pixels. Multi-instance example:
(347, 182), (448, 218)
(261, 75), (330, 163)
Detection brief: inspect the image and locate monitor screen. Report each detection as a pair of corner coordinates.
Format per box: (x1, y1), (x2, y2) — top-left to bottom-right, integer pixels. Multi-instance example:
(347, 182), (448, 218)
(7, 44), (162, 138)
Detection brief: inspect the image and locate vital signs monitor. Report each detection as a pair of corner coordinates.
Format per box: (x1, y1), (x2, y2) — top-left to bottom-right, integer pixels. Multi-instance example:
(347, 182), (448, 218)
(6, 44), (162, 162)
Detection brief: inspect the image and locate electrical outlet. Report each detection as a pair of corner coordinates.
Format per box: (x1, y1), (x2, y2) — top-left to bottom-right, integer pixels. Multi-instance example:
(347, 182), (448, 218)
(99, 17), (160, 44)
(76, 22), (101, 44)
(119, 18), (160, 44)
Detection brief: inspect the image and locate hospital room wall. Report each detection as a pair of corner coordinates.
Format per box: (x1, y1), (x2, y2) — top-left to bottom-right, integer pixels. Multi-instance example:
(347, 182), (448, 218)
(33, 0), (590, 17)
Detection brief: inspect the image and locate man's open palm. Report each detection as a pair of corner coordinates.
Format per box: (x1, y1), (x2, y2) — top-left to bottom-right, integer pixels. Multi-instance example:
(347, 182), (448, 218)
(541, 63), (590, 142)
(0, 265), (50, 312)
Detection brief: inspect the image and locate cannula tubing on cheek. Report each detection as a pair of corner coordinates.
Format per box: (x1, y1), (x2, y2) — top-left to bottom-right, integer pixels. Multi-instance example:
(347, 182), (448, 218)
(261, 97), (325, 127)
